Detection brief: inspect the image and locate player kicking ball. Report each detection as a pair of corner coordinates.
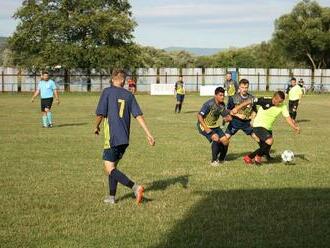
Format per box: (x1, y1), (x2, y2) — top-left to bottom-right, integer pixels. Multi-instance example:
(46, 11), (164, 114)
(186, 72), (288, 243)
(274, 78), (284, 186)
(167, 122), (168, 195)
(231, 91), (300, 165)
(95, 69), (155, 204)
(197, 87), (232, 166)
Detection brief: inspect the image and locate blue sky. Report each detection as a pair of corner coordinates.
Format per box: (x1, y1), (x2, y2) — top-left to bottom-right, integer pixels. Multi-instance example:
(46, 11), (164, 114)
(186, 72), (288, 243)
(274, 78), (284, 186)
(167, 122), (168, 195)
(1, 0), (330, 48)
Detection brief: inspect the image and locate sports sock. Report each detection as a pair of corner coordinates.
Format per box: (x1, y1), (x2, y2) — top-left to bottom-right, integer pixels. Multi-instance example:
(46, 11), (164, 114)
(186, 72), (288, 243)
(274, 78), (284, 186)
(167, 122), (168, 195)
(47, 112), (53, 124)
(109, 175), (118, 196)
(110, 169), (134, 188)
(175, 104), (179, 113)
(42, 115), (48, 127)
(178, 103), (182, 112)
(211, 141), (221, 161)
(219, 143), (228, 161)
(249, 142), (262, 159)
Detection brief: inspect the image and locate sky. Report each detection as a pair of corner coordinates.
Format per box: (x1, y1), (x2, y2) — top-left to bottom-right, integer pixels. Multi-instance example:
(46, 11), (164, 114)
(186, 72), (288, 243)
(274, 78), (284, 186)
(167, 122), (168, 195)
(1, 0), (330, 49)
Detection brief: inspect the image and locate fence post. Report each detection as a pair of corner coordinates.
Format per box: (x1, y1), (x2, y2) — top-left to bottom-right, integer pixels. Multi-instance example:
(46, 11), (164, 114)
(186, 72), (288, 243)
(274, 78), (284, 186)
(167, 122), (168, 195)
(34, 72), (37, 91)
(165, 71), (167, 84)
(196, 72), (199, 92)
(257, 72), (260, 91)
(266, 68), (270, 91)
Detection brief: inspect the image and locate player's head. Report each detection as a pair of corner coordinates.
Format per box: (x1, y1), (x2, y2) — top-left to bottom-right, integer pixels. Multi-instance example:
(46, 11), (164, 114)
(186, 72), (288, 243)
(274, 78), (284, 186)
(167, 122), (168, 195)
(290, 77), (297, 86)
(179, 75), (183, 81)
(42, 71), (49, 81)
(225, 72), (232, 81)
(272, 91), (285, 106)
(214, 87), (225, 103)
(111, 69), (126, 87)
(239, 79), (249, 95)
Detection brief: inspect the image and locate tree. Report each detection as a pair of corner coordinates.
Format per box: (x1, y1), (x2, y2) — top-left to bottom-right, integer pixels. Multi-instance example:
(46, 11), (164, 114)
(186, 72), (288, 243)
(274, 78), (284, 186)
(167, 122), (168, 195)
(273, 0), (330, 69)
(9, 0), (138, 90)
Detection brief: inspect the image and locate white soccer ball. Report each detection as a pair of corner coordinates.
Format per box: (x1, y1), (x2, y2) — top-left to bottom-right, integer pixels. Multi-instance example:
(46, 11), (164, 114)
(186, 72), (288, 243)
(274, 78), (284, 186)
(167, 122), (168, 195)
(281, 150), (295, 163)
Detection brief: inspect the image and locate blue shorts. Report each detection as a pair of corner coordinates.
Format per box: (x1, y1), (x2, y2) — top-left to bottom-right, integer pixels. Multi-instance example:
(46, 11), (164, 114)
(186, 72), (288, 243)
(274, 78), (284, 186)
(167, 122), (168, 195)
(103, 144), (128, 162)
(176, 94), (185, 102)
(225, 117), (253, 136)
(197, 123), (225, 143)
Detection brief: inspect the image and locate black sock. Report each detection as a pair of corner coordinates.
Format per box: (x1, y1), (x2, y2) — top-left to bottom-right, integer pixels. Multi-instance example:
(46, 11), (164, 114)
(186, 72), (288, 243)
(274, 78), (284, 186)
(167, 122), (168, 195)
(258, 141), (271, 156)
(175, 104), (180, 113)
(178, 103), (182, 112)
(249, 142), (262, 159)
(292, 112), (297, 120)
(219, 143), (228, 161)
(110, 169), (135, 189)
(109, 174), (118, 196)
(211, 141), (221, 161)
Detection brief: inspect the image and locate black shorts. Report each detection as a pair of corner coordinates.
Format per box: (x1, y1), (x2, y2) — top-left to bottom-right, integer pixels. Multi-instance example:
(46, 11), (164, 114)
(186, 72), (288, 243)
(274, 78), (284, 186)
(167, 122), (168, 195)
(289, 100), (299, 113)
(225, 117), (253, 136)
(253, 127), (272, 142)
(197, 123), (225, 143)
(103, 144), (129, 162)
(41, 97), (53, 111)
(176, 94), (185, 102)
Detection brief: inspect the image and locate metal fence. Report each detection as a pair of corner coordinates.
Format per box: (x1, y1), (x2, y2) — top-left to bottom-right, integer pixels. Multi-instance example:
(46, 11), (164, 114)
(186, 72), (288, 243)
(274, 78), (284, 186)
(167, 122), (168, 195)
(1, 67), (329, 93)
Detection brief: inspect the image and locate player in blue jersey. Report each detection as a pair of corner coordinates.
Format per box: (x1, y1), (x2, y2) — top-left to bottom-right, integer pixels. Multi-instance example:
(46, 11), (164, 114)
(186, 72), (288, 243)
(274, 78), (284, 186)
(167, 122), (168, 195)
(31, 71), (60, 128)
(95, 69), (155, 204)
(197, 87), (232, 166)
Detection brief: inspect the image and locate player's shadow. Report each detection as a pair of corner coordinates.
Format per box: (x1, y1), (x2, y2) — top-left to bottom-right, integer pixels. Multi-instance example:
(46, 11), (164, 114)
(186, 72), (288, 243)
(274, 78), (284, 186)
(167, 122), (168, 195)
(183, 110), (198, 114)
(116, 175), (189, 203)
(152, 188), (330, 247)
(146, 175), (189, 191)
(55, 122), (88, 127)
(296, 119), (311, 123)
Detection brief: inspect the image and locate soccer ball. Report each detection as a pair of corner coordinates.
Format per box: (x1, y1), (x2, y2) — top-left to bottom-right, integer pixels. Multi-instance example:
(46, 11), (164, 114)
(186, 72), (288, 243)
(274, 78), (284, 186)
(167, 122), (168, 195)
(281, 150), (295, 163)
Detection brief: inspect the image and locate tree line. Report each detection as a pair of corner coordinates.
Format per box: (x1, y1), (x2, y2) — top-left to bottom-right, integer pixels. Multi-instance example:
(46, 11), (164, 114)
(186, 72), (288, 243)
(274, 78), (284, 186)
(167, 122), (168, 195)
(1, 0), (329, 71)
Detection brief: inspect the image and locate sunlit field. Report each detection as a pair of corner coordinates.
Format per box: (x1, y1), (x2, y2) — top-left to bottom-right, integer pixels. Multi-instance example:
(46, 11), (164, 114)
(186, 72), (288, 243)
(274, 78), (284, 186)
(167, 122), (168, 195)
(1, 93), (329, 247)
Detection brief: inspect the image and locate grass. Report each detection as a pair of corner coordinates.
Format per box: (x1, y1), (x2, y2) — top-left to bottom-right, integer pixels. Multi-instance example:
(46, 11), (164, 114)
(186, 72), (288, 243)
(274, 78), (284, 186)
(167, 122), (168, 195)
(0, 93), (329, 247)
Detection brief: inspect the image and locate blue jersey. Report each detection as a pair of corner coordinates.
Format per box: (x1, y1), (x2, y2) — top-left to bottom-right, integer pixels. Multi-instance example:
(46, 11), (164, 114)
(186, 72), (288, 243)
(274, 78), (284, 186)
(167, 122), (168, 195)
(198, 98), (230, 128)
(96, 86), (143, 148)
(38, 80), (57, 99)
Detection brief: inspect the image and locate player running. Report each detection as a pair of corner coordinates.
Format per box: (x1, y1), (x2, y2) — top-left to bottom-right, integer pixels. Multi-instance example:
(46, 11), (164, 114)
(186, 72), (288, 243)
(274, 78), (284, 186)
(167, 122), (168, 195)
(231, 91), (300, 165)
(287, 77), (303, 121)
(95, 69), (155, 204)
(197, 87), (232, 166)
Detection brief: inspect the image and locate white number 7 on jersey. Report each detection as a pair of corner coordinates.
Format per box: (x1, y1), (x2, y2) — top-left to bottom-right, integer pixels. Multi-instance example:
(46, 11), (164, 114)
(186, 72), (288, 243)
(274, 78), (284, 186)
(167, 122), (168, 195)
(118, 99), (125, 118)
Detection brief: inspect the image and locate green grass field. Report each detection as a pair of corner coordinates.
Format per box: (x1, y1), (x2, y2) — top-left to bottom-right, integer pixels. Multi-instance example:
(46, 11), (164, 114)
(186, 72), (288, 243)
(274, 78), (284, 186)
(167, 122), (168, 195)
(1, 93), (329, 247)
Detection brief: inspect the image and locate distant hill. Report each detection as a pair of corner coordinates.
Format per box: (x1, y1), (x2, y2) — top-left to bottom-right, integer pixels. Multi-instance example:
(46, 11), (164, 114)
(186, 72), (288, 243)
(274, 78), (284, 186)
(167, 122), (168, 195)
(164, 47), (224, 56)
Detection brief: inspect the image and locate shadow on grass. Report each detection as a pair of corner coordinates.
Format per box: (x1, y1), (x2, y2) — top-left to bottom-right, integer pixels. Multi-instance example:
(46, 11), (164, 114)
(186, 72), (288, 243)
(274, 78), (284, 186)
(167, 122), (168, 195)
(153, 188), (330, 247)
(116, 175), (189, 203)
(296, 119), (311, 123)
(182, 111), (198, 114)
(55, 122), (88, 127)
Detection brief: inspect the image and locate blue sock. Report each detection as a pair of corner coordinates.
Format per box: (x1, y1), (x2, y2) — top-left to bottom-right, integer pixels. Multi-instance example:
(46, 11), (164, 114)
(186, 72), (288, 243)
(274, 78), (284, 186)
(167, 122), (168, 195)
(42, 116), (48, 127)
(47, 112), (52, 124)
(109, 175), (118, 196)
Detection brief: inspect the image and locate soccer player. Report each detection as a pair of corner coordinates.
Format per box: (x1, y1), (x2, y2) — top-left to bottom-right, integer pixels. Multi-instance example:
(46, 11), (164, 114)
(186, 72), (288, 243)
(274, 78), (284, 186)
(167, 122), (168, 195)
(95, 69), (155, 204)
(174, 76), (185, 113)
(225, 79), (265, 154)
(288, 77), (303, 120)
(31, 71), (60, 128)
(197, 87), (232, 166)
(224, 72), (238, 97)
(231, 91), (300, 165)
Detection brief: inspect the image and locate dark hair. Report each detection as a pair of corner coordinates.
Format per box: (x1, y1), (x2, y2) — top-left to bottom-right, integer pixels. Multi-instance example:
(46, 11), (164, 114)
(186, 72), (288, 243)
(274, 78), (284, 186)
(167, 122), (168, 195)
(274, 90), (285, 100)
(215, 87), (225, 95)
(291, 77), (296, 81)
(239, 79), (249, 85)
(112, 69), (126, 80)
(226, 72), (232, 76)
(42, 71), (49, 75)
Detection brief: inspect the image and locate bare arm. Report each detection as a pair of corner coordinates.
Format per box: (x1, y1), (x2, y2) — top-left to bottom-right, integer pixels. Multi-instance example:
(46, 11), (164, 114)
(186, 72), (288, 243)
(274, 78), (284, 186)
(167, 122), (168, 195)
(231, 99), (253, 115)
(94, 115), (103, 135)
(31, 89), (40, 102)
(54, 89), (60, 104)
(285, 116), (300, 134)
(136, 115), (155, 146)
(197, 113), (220, 142)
